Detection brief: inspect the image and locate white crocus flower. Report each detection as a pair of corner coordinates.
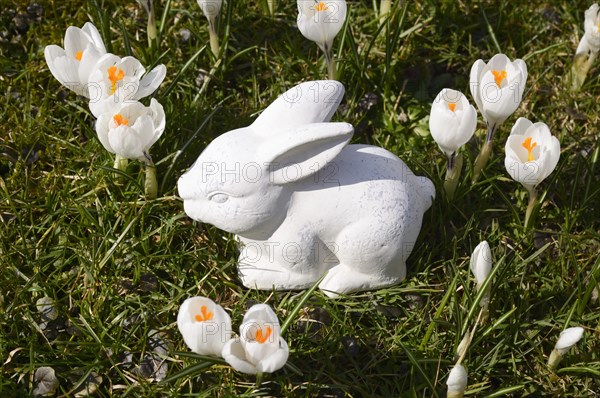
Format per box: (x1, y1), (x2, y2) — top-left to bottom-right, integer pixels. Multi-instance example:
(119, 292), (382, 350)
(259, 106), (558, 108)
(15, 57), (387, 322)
(222, 304), (289, 375)
(505, 118), (560, 228)
(176, 296), (232, 357)
(44, 22), (107, 97)
(429, 88), (477, 199)
(429, 89), (477, 159)
(470, 54), (527, 180)
(446, 364), (468, 398)
(548, 326), (585, 370)
(87, 54), (166, 118)
(572, 4), (600, 90)
(95, 98), (165, 162)
(297, 0), (347, 79)
(197, 0), (223, 56)
(470, 54), (527, 132)
(582, 4), (600, 53)
(504, 118), (560, 192)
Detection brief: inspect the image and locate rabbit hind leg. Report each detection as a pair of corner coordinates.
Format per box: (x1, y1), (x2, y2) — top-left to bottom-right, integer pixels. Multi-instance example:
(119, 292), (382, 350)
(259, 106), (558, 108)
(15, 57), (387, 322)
(318, 221), (408, 297)
(238, 260), (321, 291)
(318, 264), (404, 298)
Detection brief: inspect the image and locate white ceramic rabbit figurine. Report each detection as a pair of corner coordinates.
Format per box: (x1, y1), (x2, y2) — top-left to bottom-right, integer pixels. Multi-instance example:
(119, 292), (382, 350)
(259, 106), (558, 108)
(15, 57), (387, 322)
(178, 80), (435, 297)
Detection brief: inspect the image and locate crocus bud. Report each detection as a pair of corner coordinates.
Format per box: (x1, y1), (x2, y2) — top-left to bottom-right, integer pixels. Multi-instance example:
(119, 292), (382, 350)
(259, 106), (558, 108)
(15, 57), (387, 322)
(197, 0), (222, 20)
(470, 241), (491, 290)
(177, 296), (232, 357)
(548, 326), (585, 370)
(572, 4), (599, 90)
(582, 4), (600, 53)
(446, 364), (468, 398)
(429, 89), (477, 159)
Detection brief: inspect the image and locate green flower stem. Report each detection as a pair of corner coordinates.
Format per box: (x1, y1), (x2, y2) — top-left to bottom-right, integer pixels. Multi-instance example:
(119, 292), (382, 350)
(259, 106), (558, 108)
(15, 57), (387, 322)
(456, 308), (484, 366)
(524, 187), (538, 230)
(147, 10), (157, 51)
(479, 289), (490, 323)
(255, 371), (263, 388)
(447, 391), (464, 398)
(547, 348), (564, 370)
(208, 18), (220, 58)
(379, 0), (391, 24)
(443, 152), (463, 200)
(267, 0), (276, 16)
(472, 138), (493, 182)
(323, 45), (337, 81)
(113, 155), (128, 173)
(145, 160), (158, 200)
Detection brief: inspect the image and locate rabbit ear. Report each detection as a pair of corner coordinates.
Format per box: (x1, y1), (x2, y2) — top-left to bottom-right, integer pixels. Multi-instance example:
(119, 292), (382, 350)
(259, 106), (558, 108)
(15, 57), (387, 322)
(251, 80), (345, 136)
(260, 122), (353, 185)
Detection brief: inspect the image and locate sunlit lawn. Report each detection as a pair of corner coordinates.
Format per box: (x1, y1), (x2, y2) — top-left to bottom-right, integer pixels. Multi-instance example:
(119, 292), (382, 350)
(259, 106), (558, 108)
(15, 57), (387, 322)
(1, 0), (599, 396)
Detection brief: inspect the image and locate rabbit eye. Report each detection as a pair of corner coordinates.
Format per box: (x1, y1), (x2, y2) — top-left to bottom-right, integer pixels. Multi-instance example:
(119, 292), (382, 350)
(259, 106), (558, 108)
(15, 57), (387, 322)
(208, 192), (229, 204)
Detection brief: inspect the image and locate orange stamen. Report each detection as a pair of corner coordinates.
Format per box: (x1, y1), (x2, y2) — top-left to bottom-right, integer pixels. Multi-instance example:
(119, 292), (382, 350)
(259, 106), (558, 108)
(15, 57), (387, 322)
(113, 114), (129, 126)
(314, 1), (328, 11)
(491, 70), (507, 87)
(255, 326), (272, 344)
(448, 103), (457, 112)
(107, 65), (125, 95)
(521, 137), (537, 162)
(194, 305), (214, 322)
(75, 51), (83, 61)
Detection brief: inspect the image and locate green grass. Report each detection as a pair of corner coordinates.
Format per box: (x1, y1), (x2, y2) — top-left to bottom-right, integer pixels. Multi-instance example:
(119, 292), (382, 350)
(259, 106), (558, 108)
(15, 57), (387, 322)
(1, 0), (599, 396)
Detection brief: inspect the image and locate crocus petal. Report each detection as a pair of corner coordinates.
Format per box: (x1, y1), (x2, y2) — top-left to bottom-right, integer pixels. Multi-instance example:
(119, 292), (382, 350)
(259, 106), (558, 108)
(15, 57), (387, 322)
(447, 364), (468, 392)
(133, 64), (167, 100)
(539, 136), (560, 181)
(81, 22), (107, 54)
(256, 337), (289, 373)
(95, 113), (114, 153)
(44, 45), (69, 86)
(77, 44), (102, 86)
(108, 117), (153, 161)
(243, 337), (280, 366)
(555, 327), (584, 351)
(242, 304), (280, 325)
(510, 117), (533, 137)
(469, 59), (485, 114)
(583, 4), (600, 52)
(64, 26), (92, 60)
(147, 98), (166, 146)
(222, 339), (259, 374)
(470, 241), (492, 285)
